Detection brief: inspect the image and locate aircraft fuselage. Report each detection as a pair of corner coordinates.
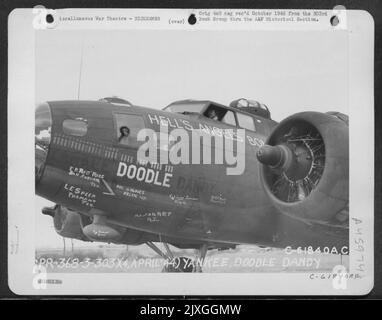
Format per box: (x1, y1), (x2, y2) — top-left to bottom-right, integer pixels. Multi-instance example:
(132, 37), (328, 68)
(35, 100), (348, 252)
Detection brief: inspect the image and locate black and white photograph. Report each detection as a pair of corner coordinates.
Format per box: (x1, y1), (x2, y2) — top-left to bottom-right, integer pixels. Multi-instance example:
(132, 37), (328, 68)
(7, 8), (374, 295)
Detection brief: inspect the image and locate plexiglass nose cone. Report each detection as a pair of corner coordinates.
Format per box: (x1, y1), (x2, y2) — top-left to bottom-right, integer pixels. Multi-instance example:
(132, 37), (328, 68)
(35, 102), (52, 184)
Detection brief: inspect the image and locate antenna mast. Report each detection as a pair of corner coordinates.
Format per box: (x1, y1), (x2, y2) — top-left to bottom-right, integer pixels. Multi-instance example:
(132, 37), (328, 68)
(77, 41), (84, 100)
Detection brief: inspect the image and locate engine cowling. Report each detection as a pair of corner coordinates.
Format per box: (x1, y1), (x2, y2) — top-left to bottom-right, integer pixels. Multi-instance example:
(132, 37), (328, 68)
(257, 111), (348, 222)
(43, 205), (90, 241)
(42, 205), (125, 242)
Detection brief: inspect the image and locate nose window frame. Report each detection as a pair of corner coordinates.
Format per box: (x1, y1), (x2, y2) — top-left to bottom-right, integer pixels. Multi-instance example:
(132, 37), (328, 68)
(113, 112), (146, 149)
(62, 119), (88, 137)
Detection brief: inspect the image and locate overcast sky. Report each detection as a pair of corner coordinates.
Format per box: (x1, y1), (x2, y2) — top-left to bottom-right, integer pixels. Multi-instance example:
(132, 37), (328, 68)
(35, 28), (348, 248)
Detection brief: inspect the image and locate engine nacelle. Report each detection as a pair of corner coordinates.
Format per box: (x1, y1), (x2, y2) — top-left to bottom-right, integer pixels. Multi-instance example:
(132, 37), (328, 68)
(43, 205), (90, 241)
(43, 205), (124, 242)
(83, 223), (123, 242)
(258, 111), (348, 222)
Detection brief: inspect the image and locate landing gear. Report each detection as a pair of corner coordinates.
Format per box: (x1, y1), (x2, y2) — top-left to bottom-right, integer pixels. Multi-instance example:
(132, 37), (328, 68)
(146, 242), (209, 273)
(194, 244), (208, 273)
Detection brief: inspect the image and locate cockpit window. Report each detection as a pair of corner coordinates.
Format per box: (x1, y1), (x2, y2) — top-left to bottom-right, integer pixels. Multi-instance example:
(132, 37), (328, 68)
(204, 106), (237, 127)
(164, 102), (206, 115)
(62, 119), (88, 136)
(221, 110), (237, 126)
(236, 112), (256, 131)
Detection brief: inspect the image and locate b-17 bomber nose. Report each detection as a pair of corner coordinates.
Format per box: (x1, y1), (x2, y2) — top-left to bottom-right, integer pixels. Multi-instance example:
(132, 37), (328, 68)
(256, 145), (283, 167)
(35, 102), (52, 184)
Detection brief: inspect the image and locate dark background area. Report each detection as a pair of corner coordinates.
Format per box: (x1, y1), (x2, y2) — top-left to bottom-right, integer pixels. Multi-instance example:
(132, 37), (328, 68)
(0, 0), (380, 300)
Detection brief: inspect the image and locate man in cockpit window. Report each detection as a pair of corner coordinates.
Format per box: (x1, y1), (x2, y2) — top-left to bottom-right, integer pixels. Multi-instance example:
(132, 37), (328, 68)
(206, 108), (219, 121)
(118, 126), (130, 144)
